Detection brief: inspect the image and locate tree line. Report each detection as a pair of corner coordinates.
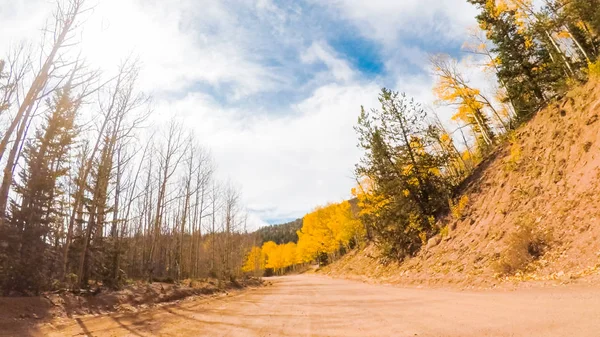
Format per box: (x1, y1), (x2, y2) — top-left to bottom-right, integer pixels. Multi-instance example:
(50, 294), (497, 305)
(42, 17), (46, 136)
(0, 0), (254, 295)
(243, 201), (364, 275)
(254, 219), (302, 245)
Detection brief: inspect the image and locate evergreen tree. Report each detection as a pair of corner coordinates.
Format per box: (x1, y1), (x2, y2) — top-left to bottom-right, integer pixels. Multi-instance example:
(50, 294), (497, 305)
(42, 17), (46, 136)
(3, 85), (78, 294)
(560, 0), (600, 60)
(78, 134), (115, 288)
(468, 0), (562, 120)
(564, 0), (600, 38)
(355, 89), (449, 260)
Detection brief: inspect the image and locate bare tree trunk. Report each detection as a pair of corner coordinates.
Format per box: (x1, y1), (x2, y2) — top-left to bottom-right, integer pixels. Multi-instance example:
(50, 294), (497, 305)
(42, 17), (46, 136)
(109, 146), (122, 285)
(0, 0), (85, 160)
(148, 120), (186, 282)
(0, 103), (35, 217)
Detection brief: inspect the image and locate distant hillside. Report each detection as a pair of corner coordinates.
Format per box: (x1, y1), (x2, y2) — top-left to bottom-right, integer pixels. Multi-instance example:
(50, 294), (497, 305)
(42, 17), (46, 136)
(255, 219), (303, 245)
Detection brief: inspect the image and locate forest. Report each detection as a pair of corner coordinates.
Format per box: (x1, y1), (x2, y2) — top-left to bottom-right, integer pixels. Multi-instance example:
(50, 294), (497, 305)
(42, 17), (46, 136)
(0, 0), (257, 295)
(243, 0), (600, 272)
(254, 219), (302, 245)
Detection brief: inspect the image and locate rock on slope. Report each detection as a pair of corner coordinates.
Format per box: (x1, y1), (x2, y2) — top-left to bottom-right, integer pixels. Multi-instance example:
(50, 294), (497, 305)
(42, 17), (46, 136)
(324, 80), (600, 288)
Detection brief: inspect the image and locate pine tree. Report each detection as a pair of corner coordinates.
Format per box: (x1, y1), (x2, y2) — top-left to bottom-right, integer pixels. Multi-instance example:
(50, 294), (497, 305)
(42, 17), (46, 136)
(468, 0), (561, 120)
(355, 89), (449, 260)
(560, 0), (600, 61)
(563, 0), (600, 38)
(78, 134), (115, 288)
(3, 85), (78, 294)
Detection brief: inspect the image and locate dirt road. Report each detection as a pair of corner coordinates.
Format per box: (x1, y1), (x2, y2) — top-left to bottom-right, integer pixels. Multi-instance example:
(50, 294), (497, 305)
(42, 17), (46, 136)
(27, 275), (600, 336)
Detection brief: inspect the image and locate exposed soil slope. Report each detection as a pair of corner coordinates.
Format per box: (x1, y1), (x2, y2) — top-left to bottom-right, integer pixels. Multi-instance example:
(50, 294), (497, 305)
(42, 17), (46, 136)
(324, 79), (600, 288)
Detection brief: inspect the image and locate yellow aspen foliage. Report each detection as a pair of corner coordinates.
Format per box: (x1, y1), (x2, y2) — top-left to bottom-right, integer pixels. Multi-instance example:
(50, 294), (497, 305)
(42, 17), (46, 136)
(297, 205), (338, 261)
(556, 30), (571, 39)
(243, 202), (365, 274)
(588, 60), (600, 78)
(351, 177), (390, 219)
(449, 195), (469, 220)
(242, 246), (265, 273)
(296, 201), (365, 263)
(282, 242), (298, 268)
(484, 0), (532, 44)
(261, 241), (279, 270)
(462, 151), (472, 162)
(243, 241), (302, 275)
(432, 55), (495, 146)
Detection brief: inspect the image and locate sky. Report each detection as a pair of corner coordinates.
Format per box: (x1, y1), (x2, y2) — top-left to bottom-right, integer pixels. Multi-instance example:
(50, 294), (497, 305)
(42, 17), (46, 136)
(1, 0), (481, 228)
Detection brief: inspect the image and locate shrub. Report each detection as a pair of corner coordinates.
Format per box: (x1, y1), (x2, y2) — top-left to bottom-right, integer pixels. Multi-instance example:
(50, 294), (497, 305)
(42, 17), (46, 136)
(449, 195), (469, 220)
(439, 225), (449, 238)
(317, 252), (329, 266)
(588, 60), (600, 78)
(494, 221), (551, 276)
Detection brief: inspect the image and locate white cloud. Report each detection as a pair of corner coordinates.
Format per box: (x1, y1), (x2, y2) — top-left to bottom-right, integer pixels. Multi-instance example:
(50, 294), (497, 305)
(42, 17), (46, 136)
(301, 41), (355, 82)
(0, 0), (285, 98)
(78, 0), (285, 98)
(313, 0), (478, 46)
(0, 0), (52, 57)
(162, 80), (380, 224)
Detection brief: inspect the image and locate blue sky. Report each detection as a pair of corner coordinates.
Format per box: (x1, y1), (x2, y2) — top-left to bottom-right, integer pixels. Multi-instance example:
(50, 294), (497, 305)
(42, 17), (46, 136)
(1, 0), (480, 227)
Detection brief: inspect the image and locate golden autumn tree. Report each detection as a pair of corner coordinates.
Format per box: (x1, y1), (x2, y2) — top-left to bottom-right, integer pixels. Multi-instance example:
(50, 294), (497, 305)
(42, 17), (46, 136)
(297, 205), (338, 262)
(242, 246), (265, 274)
(464, 28), (517, 128)
(296, 201), (365, 264)
(281, 242), (298, 270)
(261, 241), (278, 269)
(331, 201), (365, 248)
(431, 54), (497, 150)
(243, 201), (366, 274)
(351, 178), (386, 241)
